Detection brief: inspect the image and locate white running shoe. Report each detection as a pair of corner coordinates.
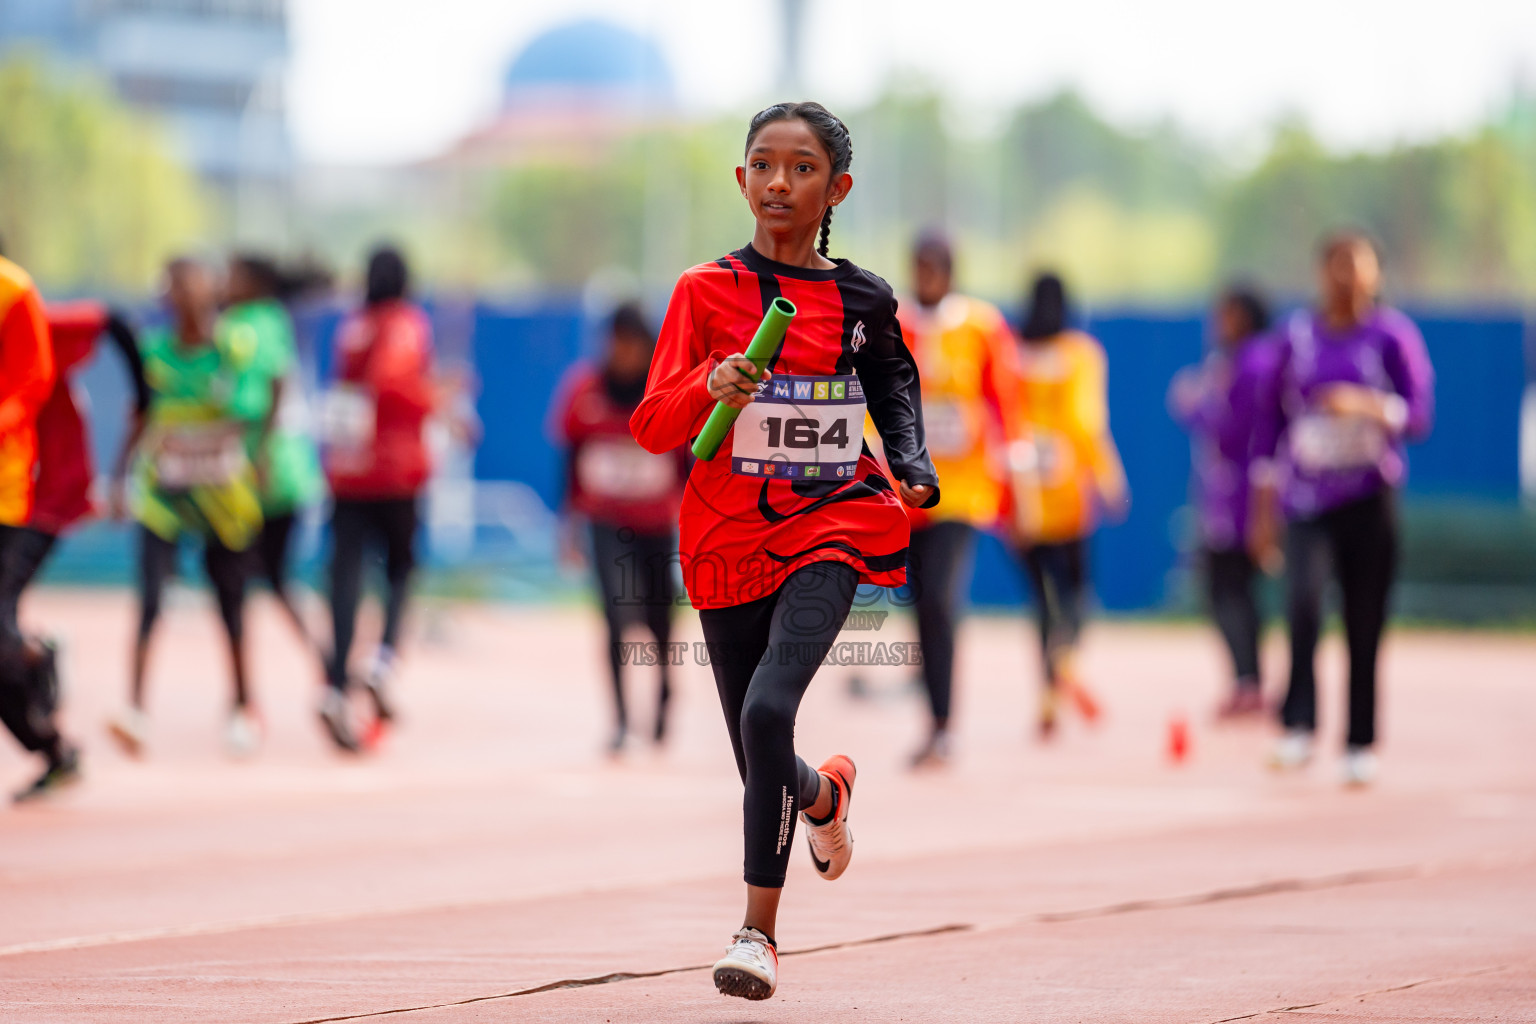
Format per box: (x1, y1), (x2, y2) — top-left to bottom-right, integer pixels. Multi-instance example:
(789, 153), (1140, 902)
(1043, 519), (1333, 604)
(363, 648), (397, 724)
(712, 927), (777, 1000)
(1268, 729), (1314, 771)
(225, 707), (262, 759)
(803, 754), (855, 881)
(1342, 746), (1378, 787)
(108, 707), (148, 758)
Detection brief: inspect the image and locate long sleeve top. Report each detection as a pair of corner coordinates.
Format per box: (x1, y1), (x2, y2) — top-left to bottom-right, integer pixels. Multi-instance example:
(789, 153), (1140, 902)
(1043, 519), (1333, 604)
(1250, 307), (1434, 519)
(631, 245), (938, 609)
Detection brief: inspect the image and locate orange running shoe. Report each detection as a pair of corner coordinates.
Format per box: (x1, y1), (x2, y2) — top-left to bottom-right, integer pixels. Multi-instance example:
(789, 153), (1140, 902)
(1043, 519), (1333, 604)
(1064, 676), (1102, 724)
(803, 754), (855, 880)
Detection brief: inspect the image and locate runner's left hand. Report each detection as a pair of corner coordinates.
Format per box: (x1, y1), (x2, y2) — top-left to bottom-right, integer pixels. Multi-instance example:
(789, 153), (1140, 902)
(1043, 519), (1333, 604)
(897, 481), (933, 507)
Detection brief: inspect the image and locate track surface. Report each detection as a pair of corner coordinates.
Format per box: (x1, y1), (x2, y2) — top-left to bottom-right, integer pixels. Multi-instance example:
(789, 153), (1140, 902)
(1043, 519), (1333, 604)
(2, 588), (1533, 1022)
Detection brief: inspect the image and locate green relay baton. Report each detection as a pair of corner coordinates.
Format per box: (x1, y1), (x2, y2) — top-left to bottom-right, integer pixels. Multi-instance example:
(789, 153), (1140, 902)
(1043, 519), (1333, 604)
(691, 296), (797, 460)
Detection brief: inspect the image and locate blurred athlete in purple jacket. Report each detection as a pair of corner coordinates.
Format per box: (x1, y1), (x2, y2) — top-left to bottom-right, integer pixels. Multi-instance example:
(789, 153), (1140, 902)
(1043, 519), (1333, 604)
(1249, 232), (1435, 785)
(1169, 286), (1277, 719)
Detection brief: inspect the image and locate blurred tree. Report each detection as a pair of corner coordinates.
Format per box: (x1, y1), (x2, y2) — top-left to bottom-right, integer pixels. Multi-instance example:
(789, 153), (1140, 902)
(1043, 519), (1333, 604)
(1000, 91), (1214, 229)
(1022, 186), (1215, 301)
(0, 56), (207, 293)
(490, 158), (644, 288)
(1218, 118), (1536, 302)
(351, 81), (1536, 306)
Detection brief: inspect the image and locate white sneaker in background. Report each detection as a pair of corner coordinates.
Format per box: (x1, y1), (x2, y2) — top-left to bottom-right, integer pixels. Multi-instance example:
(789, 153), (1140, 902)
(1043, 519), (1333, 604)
(107, 707), (148, 758)
(712, 927), (778, 1000)
(224, 707), (262, 759)
(1342, 746), (1378, 787)
(363, 648), (397, 724)
(1269, 728), (1314, 771)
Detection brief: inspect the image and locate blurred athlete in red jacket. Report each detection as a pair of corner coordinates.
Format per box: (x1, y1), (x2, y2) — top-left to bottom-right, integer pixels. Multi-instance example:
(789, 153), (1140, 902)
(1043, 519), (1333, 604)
(0, 248), (57, 800)
(0, 262), (147, 799)
(318, 246), (446, 752)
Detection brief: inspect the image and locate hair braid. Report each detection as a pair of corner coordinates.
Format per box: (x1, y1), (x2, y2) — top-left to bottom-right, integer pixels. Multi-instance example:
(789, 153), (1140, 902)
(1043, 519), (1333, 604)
(818, 207), (834, 258)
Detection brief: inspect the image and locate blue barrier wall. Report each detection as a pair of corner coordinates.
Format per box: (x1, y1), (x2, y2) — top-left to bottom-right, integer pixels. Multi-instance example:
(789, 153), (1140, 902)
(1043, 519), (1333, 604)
(48, 299), (1531, 608)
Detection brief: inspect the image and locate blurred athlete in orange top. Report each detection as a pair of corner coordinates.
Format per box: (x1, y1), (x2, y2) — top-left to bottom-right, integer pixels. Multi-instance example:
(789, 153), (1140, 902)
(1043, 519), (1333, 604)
(899, 232), (1039, 767)
(0, 246), (59, 797)
(1013, 272), (1127, 739)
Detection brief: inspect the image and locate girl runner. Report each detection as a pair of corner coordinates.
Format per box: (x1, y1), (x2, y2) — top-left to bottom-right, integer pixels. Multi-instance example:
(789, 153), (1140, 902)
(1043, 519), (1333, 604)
(1250, 232), (1433, 785)
(110, 258), (267, 758)
(631, 101), (938, 1001)
(1168, 286), (1278, 718)
(222, 255), (325, 648)
(1014, 272), (1127, 739)
(898, 231), (1037, 767)
(552, 302), (686, 755)
(318, 246), (441, 752)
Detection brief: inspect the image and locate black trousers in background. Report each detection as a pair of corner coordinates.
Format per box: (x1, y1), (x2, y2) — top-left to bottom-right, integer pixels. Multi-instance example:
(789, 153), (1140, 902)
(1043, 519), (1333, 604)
(327, 497), (418, 688)
(1019, 539), (1088, 685)
(1205, 546), (1263, 686)
(698, 561), (858, 889)
(1281, 490), (1399, 749)
(0, 525), (61, 757)
(588, 522), (676, 735)
(907, 521), (978, 730)
(255, 511), (298, 604)
(138, 525), (248, 646)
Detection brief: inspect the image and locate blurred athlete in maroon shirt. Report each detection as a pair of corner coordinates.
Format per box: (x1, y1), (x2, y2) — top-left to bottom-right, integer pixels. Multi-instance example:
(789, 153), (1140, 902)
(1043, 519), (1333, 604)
(552, 303), (687, 754)
(318, 246), (444, 752)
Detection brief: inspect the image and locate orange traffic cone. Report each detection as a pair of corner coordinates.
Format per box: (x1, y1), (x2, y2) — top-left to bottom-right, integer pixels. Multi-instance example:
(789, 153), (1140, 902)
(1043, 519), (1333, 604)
(1167, 714), (1191, 765)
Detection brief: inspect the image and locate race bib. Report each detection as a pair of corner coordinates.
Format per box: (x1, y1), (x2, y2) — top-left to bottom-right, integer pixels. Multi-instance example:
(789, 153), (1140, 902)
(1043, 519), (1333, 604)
(154, 424), (246, 489)
(577, 437), (678, 500)
(922, 399), (974, 458)
(1033, 428), (1070, 486)
(1290, 414), (1387, 472)
(731, 374), (865, 480)
(320, 385), (377, 451)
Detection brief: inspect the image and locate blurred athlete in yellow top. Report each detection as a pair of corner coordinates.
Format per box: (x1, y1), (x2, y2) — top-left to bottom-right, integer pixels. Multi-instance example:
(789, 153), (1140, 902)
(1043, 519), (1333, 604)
(1013, 272), (1127, 739)
(899, 233), (1039, 767)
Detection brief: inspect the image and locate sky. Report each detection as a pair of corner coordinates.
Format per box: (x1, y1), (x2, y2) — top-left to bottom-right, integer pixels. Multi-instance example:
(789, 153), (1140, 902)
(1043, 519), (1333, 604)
(288, 0), (1536, 166)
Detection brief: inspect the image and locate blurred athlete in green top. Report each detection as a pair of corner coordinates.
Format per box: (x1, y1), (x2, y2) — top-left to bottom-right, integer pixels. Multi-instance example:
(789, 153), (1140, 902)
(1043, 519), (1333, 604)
(110, 258), (266, 759)
(222, 255), (325, 648)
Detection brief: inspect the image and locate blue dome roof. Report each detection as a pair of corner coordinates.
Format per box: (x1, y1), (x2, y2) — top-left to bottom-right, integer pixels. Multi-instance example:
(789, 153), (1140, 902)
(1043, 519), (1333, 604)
(504, 19), (672, 102)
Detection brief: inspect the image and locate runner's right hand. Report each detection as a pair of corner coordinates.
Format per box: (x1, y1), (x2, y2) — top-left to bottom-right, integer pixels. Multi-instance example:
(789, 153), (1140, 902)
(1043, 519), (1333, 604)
(708, 354), (770, 410)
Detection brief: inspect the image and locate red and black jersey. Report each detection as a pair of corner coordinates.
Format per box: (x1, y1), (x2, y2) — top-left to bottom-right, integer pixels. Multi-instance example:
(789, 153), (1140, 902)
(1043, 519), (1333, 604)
(631, 245), (939, 609)
(551, 361), (687, 535)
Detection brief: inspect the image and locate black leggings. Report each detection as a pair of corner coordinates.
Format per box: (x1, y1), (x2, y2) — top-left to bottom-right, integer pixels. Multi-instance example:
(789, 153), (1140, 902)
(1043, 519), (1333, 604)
(327, 497), (417, 688)
(698, 561), (858, 889)
(256, 511), (298, 603)
(1206, 546), (1262, 686)
(0, 526), (61, 758)
(1281, 490), (1398, 748)
(1019, 539), (1088, 685)
(907, 521), (978, 729)
(589, 522), (675, 736)
(138, 526), (248, 645)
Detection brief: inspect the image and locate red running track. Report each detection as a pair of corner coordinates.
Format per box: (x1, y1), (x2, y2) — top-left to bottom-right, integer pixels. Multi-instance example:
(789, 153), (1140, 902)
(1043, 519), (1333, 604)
(2, 588), (1533, 1022)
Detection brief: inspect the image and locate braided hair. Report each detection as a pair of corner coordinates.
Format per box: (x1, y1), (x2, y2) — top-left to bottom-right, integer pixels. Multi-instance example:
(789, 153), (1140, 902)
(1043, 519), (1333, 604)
(744, 101), (853, 258)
